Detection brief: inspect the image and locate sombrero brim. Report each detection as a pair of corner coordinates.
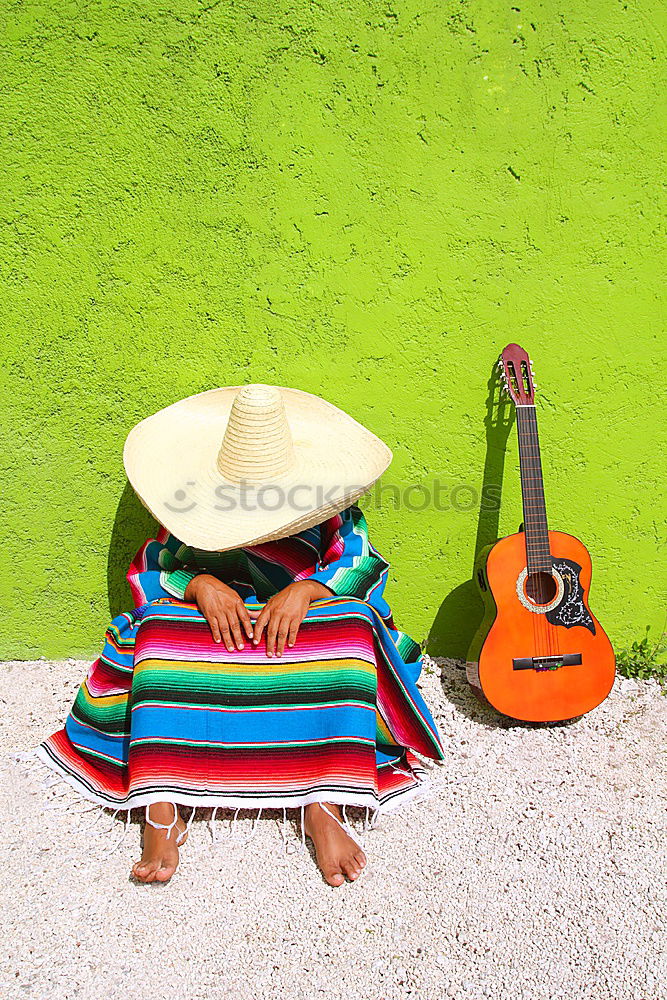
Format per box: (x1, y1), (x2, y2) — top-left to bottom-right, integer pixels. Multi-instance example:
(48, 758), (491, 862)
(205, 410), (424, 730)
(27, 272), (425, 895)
(123, 386), (392, 551)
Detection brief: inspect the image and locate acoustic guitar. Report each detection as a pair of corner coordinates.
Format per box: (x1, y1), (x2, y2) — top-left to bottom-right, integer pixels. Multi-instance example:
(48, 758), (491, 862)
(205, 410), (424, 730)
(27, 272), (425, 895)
(466, 343), (615, 722)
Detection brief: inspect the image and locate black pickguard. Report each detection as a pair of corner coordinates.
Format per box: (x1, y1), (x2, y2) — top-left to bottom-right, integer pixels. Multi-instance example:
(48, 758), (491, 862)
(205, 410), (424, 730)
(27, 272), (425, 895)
(546, 558), (596, 634)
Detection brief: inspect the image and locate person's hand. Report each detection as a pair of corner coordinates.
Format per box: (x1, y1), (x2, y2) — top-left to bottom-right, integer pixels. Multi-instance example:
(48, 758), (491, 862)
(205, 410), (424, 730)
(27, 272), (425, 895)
(252, 580), (333, 657)
(184, 574), (254, 651)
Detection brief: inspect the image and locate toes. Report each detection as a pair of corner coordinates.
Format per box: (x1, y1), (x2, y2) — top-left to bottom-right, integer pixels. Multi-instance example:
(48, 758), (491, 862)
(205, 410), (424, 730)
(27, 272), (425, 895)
(133, 867), (156, 884)
(132, 868), (153, 883)
(154, 865), (176, 882)
(354, 851), (367, 869)
(342, 857), (362, 881)
(132, 860), (161, 883)
(324, 868), (345, 887)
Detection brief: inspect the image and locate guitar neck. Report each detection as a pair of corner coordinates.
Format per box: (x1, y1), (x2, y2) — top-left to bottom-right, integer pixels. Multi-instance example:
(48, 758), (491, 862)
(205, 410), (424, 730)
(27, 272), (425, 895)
(516, 407), (552, 573)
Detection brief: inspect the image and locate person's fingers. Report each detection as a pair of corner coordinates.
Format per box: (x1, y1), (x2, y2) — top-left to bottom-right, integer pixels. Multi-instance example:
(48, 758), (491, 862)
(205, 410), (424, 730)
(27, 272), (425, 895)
(276, 617), (291, 657)
(229, 613), (245, 651)
(266, 611), (281, 658)
(208, 614), (222, 644)
(218, 613), (235, 653)
(237, 602), (254, 640)
(287, 616), (301, 648)
(252, 604), (270, 645)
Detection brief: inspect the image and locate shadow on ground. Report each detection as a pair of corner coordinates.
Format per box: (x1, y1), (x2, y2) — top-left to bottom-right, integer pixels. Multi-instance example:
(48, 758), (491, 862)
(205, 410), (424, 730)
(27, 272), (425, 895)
(433, 656), (580, 731)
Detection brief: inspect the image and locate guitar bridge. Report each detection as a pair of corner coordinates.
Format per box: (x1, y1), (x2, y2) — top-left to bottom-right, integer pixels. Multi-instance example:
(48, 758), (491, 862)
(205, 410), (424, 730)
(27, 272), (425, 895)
(512, 653), (582, 672)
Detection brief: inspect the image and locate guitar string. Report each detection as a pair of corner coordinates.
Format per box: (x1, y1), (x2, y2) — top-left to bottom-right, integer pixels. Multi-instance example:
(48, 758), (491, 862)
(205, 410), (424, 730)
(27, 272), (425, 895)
(526, 406), (554, 659)
(522, 407), (545, 655)
(519, 406), (559, 659)
(518, 408), (543, 657)
(522, 406), (560, 659)
(531, 405), (560, 659)
(510, 364), (562, 666)
(528, 409), (549, 658)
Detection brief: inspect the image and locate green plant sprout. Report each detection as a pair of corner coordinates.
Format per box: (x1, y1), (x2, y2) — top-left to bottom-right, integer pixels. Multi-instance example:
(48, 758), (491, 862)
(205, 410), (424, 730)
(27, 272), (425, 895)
(615, 625), (667, 690)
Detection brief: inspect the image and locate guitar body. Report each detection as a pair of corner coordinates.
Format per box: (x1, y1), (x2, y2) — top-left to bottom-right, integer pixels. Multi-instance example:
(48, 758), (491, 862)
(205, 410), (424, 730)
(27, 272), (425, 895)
(467, 529), (615, 722)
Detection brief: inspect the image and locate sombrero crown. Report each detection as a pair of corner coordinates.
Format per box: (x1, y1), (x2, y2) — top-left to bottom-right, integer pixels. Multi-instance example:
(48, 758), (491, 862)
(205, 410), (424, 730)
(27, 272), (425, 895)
(123, 384), (392, 551)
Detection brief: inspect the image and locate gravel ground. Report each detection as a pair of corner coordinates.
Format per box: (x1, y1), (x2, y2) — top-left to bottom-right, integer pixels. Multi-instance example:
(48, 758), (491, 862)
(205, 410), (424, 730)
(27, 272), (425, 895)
(2, 655), (665, 1000)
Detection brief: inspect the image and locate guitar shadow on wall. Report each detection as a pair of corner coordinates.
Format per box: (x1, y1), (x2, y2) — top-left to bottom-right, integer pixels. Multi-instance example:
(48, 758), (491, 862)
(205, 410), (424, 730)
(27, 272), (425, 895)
(106, 482), (159, 617)
(425, 367), (515, 665)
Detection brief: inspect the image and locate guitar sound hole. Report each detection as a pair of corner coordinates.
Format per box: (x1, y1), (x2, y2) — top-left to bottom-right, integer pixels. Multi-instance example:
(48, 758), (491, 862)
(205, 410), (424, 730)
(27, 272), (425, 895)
(525, 571), (557, 606)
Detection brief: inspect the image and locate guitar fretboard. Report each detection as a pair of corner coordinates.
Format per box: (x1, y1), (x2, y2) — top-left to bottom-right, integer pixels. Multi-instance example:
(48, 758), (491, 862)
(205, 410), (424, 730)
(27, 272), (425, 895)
(516, 407), (552, 574)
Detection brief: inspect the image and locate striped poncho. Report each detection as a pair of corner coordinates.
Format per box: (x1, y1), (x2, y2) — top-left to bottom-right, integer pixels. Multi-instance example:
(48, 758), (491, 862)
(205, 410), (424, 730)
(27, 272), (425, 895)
(34, 504), (445, 831)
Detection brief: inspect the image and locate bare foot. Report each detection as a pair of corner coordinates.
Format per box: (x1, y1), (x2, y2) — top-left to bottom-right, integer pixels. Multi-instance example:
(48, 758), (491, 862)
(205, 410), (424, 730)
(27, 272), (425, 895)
(131, 802), (188, 884)
(304, 802), (367, 887)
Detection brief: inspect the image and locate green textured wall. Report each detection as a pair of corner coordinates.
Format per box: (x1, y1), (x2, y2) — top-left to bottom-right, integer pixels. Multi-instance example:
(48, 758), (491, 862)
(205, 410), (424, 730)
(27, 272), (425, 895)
(1, 1), (664, 660)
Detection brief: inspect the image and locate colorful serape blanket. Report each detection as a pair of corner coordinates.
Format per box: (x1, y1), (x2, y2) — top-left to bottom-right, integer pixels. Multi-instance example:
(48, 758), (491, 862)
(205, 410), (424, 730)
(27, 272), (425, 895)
(33, 505), (446, 825)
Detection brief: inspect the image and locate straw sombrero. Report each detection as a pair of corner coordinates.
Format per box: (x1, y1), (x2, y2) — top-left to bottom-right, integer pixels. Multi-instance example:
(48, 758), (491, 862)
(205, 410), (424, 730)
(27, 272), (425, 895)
(123, 383), (392, 552)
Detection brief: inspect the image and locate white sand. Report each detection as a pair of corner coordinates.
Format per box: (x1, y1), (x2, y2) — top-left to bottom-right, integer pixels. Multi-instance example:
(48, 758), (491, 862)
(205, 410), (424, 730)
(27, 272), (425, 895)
(2, 655), (665, 1000)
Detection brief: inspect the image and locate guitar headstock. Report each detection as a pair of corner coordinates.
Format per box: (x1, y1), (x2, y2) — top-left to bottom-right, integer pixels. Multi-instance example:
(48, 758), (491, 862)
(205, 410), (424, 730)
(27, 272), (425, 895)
(497, 343), (537, 406)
